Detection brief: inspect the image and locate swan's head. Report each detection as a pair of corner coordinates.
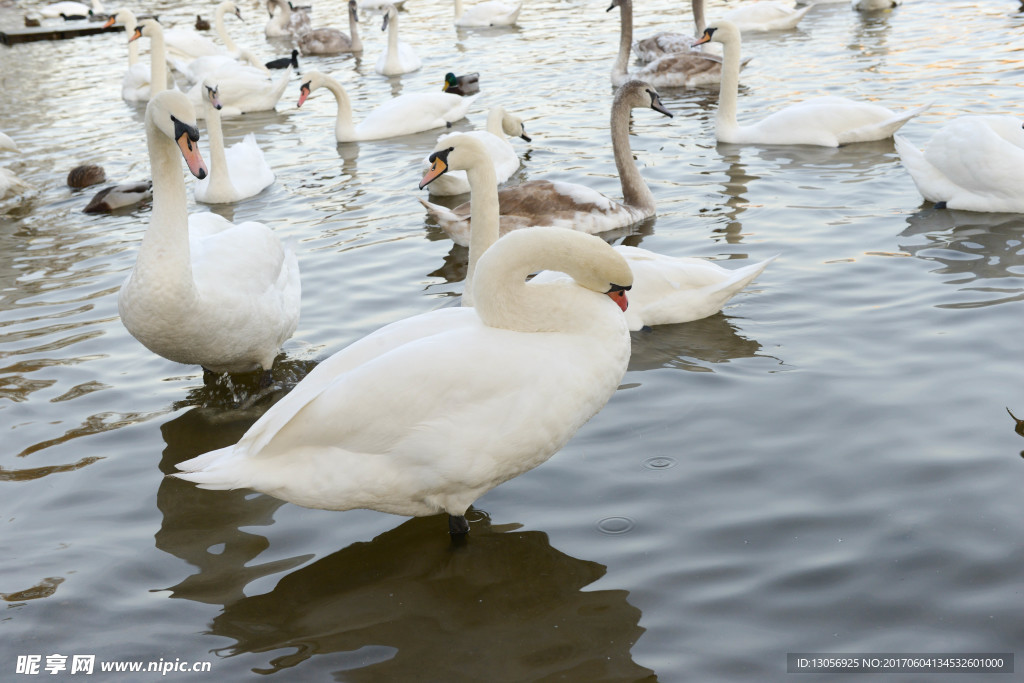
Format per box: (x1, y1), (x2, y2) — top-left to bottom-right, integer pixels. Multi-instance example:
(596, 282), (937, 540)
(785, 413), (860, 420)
(501, 112), (532, 142)
(222, 0), (243, 21)
(616, 80), (673, 119)
(419, 134), (490, 189)
(349, 0), (359, 21)
(605, 0), (625, 12)
(296, 71), (331, 108)
(694, 20), (739, 47)
(381, 4), (397, 31)
(103, 9), (135, 29)
(129, 18), (162, 43)
(265, 0), (276, 18)
(477, 227), (634, 313)
(203, 82), (223, 111)
(147, 91), (208, 180)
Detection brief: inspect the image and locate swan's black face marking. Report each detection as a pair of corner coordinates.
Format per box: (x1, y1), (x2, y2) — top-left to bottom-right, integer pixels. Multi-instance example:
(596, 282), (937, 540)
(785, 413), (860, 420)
(647, 89), (674, 118)
(381, 11), (390, 31)
(129, 26), (143, 42)
(694, 27), (716, 46)
(297, 81), (312, 107)
(519, 125), (532, 143)
(606, 284), (631, 311)
(205, 85), (223, 110)
(234, 7), (243, 20)
(171, 116), (201, 149)
(606, 0), (620, 12)
(419, 147), (454, 189)
(349, 0), (359, 21)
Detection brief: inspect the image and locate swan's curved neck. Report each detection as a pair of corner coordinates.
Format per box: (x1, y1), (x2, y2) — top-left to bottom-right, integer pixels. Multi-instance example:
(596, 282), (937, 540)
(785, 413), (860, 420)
(122, 11), (139, 65)
(204, 99), (235, 197)
(136, 112), (195, 299)
(146, 23), (168, 99)
(613, 0), (633, 83)
(215, 2), (239, 53)
(454, 0), (463, 20)
(461, 153), (500, 308)
(348, 5), (362, 51)
(485, 107), (506, 137)
(321, 76), (356, 141)
(692, 0), (705, 37)
(611, 97), (655, 213)
(715, 33), (742, 139)
(385, 12), (399, 69)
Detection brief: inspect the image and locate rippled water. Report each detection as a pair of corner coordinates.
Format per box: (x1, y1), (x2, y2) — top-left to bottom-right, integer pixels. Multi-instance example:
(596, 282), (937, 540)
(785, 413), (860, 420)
(2, 0), (1023, 680)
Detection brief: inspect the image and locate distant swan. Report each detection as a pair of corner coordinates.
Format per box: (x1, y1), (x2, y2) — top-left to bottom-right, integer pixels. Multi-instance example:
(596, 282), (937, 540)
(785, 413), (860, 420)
(265, 0), (311, 37)
(895, 115), (1024, 213)
(297, 71), (477, 142)
(174, 226), (633, 536)
(298, 0), (362, 55)
(722, 1), (811, 32)
(454, 0), (522, 27)
(695, 21), (929, 146)
(375, 4), (421, 76)
(119, 90), (300, 374)
(633, 0), (715, 63)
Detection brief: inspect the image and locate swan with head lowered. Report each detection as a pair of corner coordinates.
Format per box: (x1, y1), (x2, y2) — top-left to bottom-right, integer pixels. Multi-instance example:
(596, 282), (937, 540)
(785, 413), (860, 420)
(609, 0), (734, 88)
(297, 71), (477, 142)
(421, 130), (773, 327)
(375, 4), (421, 76)
(422, 105), (531, 196)
(454, 0), (522, 27)
(420, 80), (670, 244)
(118, 90), (300, 375)
(194, 82), (275, 203)
(695, 21), (929, 146)
(297, 0), (362, 55)
(895, 115), (1024, 213)
(174, 226), (633, 536)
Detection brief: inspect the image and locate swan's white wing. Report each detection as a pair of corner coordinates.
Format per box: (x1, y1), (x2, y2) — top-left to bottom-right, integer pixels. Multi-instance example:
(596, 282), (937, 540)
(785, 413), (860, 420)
(164, 28), (224, 61)
(358, 93), (476, 140)
(222, 134), (275, 198)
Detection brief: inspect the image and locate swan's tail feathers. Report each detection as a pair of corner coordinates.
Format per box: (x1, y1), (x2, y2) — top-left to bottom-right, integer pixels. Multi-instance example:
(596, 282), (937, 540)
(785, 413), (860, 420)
(712, 254), (776, 298)
(172, 446), (246, 490)
(839, 102), (932, 145)
(893, 133), (949, 204)
(418, 197), (471, 243)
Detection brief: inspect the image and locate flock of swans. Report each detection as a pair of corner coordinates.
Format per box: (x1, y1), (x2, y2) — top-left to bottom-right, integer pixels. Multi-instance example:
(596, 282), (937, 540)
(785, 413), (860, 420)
(4, 0), (1022, 537)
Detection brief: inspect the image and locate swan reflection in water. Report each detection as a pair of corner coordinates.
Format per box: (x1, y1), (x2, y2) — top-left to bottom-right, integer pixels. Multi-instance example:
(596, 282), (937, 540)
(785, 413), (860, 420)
(899, 209), (1024, 309)
(155, 407), (655, 681)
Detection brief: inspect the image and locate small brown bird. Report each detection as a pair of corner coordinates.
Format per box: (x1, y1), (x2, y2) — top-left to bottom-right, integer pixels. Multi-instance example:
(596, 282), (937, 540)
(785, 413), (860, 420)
(195, 14), (210, 30)
(67, 164), (106, 189)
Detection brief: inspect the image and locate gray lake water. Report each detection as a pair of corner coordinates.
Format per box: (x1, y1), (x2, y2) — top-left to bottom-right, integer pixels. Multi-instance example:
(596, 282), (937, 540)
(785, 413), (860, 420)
(2, 0), (1023, 680)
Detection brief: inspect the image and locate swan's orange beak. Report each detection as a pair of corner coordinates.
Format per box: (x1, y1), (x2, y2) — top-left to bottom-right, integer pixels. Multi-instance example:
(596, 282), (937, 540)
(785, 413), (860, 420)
(297, 82), (311, 108)
(128, 26), (142, 43)
(419, 157), (448, 190)
(102, 15), (116, 28)
(693, 29), (713, 47)
(176, 130), (208, 180)
(607, 289), (629, 312)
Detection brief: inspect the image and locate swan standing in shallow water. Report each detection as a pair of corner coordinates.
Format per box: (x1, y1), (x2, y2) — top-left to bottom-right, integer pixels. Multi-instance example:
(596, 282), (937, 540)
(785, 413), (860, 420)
(375, 4), (421, 76)
(174, 226), (633, 535)
(454, 0), (522, 27)
(298, 0), (362, 55)
(895, 115), (1024, 213)
(119, 90), (300, 374)
(297, 71), (477, 142)
(610, 0), (731, 88)
(423, 105), (531, 196)
(420, 80), (670, 244)
(421, 131), (773, 327)
(695, 21), (929, 146)
(194, 83), (275, 204)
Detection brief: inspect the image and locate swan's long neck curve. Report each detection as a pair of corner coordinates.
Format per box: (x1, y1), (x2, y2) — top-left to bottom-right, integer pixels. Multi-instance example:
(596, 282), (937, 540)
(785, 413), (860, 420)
(692, 0), (705, 37)
(485, 107), (507, 137)
(613, 0), (633, 84)
(203, 98), (235, 197)
(145, 22), (168, 99)
(348, 4), (362, 52)
(461, 151), (500, 308)
(611, 96), (655, 214)
(385, 11), (399, 70)
(215, 2), (239, 53)
(134, 110), (195, 301)
(454, 0), (463, 20)
(122, 11), (139, 66)
(321, 76), (356, 141)
(715, 30), (742, 140)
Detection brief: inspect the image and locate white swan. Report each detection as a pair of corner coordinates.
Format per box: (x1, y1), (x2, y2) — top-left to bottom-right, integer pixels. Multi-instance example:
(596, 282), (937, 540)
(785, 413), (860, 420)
(610, 0), (731, 88)
(0, 132), (34, 206)
(41, 0), (102, 19)
(633, 0), (718, 63)
(185, 60), (292, 117)
(118, 90), (300, 374)
(422, 105), (531, 196)
(174, 225), (633, 534)
(853, 0), (900, 10)
(421, 133), (774, 327)
(194, 83), (276, 204)
(123, 19), (175, 101)
(454, 0), (522, 27)
(375, 5), (421, 76)
(105, 10), (174, 101)
(163, 0), (243, 63)
(695, 21), (930, 146)
(419, 80), (672, 244)
(721, 1), (811, 32)
(265, 0), (311, 37)
(894, 116), (1024, 213)
(297, 71), (477, 142)
(298, 0), (362, 55)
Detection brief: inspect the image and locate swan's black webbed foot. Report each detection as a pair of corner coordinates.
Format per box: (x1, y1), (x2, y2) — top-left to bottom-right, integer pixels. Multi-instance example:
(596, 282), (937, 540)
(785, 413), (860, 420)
(934, 201), (947, 209)
(448, 514), (470, 535)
